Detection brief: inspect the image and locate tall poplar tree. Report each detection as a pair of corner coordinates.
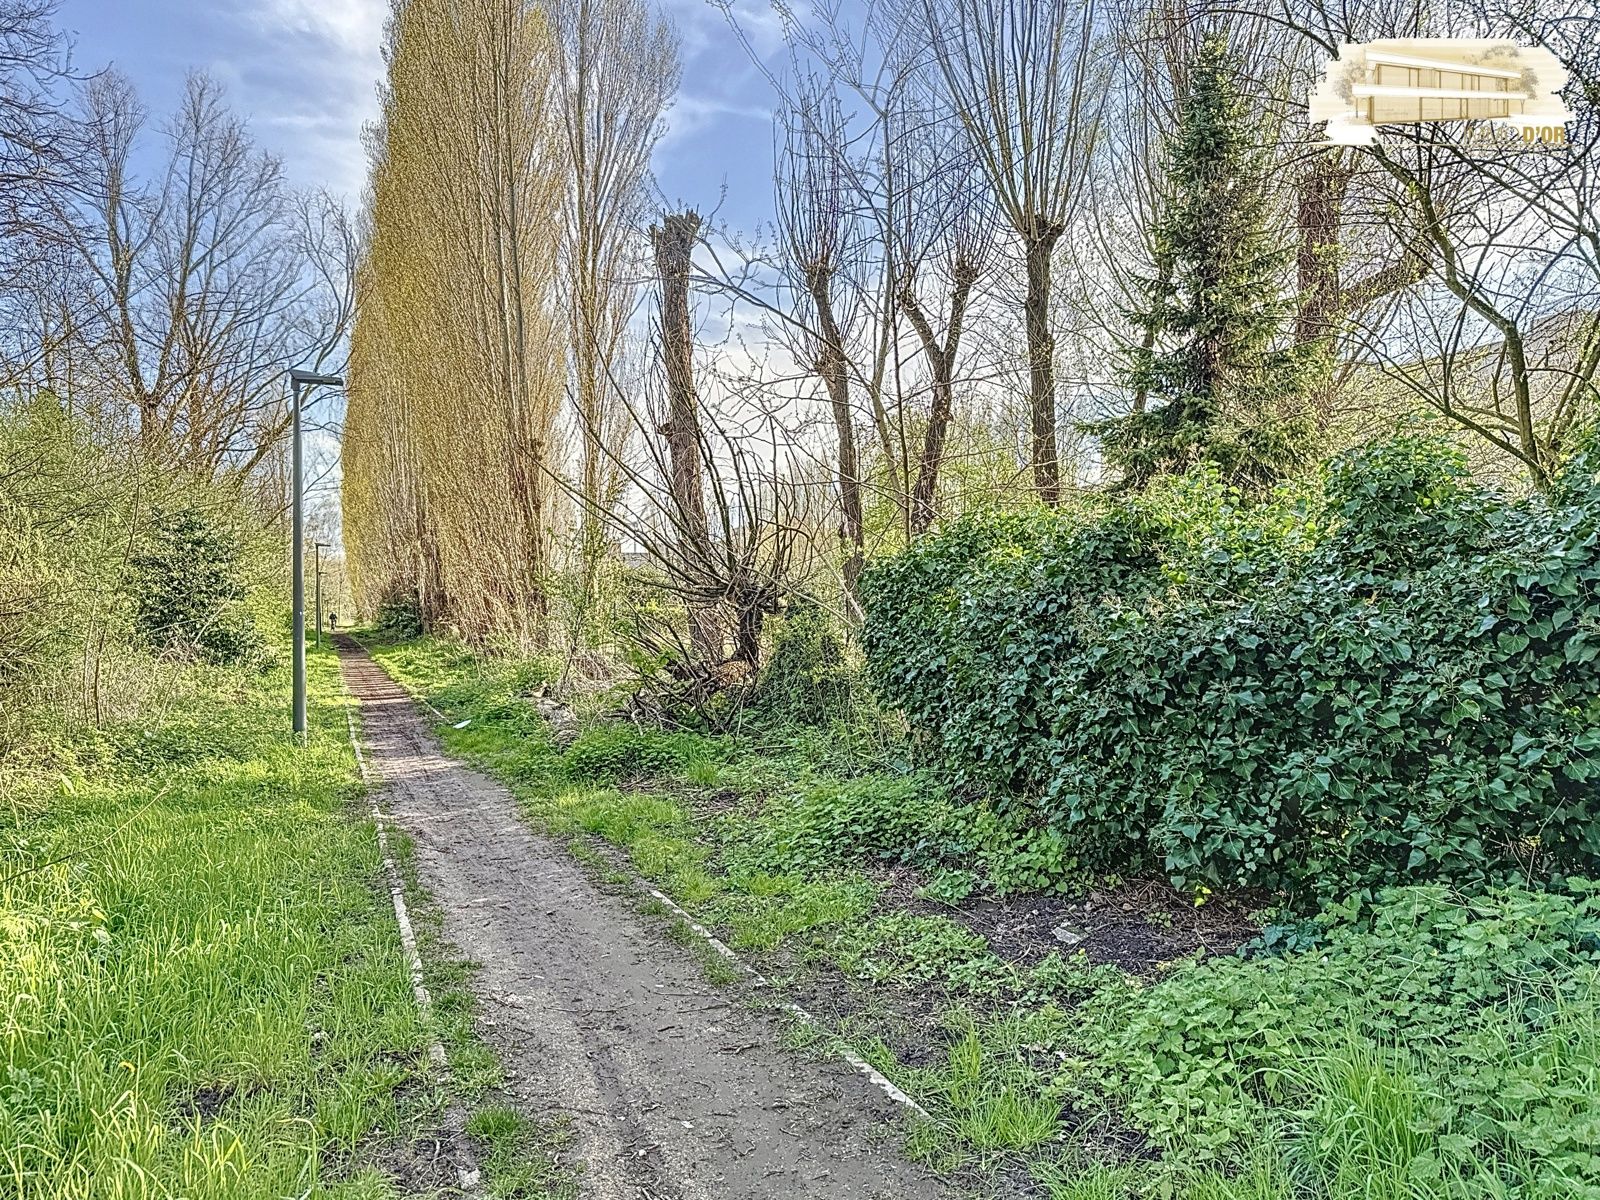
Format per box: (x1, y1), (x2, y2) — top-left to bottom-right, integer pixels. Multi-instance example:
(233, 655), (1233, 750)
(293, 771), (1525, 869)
(550, 0), (678, 594)
(344, 0), (566, 641)
(1093, 34), (1323, 490)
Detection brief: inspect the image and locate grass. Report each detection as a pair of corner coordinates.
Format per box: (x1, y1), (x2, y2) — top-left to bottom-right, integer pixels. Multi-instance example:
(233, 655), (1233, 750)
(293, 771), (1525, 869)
(0, 637), (570, 1199)
(363, 632), (1600, 1200)
(464, 1105), (572, 1199)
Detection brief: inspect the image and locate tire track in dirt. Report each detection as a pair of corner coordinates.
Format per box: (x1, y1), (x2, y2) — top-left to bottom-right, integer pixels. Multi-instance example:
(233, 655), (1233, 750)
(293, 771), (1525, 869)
(336, 640), (948, 1200)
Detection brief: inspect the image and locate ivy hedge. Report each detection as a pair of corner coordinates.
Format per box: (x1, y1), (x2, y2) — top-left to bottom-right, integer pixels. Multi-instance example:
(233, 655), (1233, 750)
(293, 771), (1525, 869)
(861, 437), (1600, 901)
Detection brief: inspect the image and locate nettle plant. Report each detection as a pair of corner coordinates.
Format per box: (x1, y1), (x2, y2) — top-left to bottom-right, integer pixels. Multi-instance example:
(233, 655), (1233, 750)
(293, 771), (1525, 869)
(1070, 880), (1600, 1188)
(863, 436), (1600, 902)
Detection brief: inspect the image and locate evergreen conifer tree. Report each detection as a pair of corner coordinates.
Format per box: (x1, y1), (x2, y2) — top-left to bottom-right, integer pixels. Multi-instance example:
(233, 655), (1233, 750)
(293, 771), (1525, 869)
(1093, 34), (1325, 489)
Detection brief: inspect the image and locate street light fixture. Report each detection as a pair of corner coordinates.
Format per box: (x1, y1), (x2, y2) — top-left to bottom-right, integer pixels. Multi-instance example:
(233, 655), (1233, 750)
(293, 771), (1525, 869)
(290, 368), (344, 740)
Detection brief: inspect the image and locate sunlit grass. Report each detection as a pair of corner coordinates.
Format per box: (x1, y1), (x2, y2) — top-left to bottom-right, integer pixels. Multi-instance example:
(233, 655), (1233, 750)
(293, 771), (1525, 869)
(0, 646), (428, 1198)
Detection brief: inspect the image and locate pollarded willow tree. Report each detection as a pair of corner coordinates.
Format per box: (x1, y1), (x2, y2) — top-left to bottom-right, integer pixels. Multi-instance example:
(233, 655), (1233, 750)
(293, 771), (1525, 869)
(344, 0), (567, 641)
(919, 0), (1106, 505)
(776, 81), (868, 604)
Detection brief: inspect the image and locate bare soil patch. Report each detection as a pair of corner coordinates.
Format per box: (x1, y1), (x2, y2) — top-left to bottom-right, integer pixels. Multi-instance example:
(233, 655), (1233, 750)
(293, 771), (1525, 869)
(949, 879), (1259, 974)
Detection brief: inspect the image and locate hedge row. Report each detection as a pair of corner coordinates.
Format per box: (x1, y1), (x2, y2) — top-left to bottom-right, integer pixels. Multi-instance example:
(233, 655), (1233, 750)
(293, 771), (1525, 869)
(861, 437), (1600, 900)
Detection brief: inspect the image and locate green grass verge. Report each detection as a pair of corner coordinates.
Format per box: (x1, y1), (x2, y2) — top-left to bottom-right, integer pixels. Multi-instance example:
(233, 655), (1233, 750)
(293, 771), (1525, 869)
(0, 638), (569, 1199)
(363, 633), (1600, 1200)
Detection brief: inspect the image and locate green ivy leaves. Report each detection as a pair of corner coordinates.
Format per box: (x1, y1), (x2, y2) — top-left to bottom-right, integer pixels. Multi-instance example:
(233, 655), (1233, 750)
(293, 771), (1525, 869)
(863, 438), (1600, 902)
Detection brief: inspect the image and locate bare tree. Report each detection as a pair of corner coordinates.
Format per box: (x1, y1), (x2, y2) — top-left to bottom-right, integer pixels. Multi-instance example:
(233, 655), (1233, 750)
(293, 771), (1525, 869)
(919, 0), (1106, 503)
(1274, 2), (1435, 429)
(0, 1), (75, 269)
(709, 0), (1031, 546)
(567, 320), (826, 711)
(776, 82), (867, 603)
(35, 72), (352, 478)
(785, 5), (1004, 535)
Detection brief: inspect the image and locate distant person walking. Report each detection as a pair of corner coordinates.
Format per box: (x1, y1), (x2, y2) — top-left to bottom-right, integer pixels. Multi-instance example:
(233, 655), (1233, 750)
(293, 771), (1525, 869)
(328, 611), (338, 631)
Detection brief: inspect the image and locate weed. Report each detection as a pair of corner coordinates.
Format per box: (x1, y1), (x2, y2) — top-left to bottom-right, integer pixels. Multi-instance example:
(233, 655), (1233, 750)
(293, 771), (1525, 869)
(467, 1105), (575, 1199)
(704, 874), (878, 953)
(729, 774), (952, 875)
(776, 1011), (828, 1054)
(919, 867), (979, 905)
(696, 946), (746, 987)
(562, 725), (717, 786)
(1037, 1163), (1143, 1200)
(829, 912), (1014, 996)
(942, 1023), (1062, 1153)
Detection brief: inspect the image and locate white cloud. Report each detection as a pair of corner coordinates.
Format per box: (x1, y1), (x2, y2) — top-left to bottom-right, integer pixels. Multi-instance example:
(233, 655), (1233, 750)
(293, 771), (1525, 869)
(258, 0), (387, 56)
(659, 91), (772, 150)
(233, 0), (387, 200)
(678, 0), (798, 59)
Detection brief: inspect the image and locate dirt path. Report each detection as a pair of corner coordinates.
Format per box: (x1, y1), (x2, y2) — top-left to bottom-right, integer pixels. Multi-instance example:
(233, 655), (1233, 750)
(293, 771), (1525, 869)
(336, 642), (949, 1200)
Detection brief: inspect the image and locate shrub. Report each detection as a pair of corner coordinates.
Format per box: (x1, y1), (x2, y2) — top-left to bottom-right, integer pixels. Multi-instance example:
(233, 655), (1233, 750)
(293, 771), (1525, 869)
(753, 602), (857, 725)
(130, 505), (261, 665)
(729, 774), (949, 875)
(863, 437), (1600, 901)
(2, 400), (133, 750)
(374, 592), (425, 640)
(561, 724), (714, 784)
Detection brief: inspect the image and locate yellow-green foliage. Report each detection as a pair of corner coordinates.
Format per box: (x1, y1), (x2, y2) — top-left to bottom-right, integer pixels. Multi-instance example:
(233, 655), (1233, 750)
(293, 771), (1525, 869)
(343, 0), (566, 642)
(0, 400), (279, 769)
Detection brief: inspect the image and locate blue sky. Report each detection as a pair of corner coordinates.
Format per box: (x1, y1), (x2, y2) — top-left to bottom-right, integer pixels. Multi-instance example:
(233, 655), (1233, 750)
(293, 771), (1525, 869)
(55, 0), (784, 229)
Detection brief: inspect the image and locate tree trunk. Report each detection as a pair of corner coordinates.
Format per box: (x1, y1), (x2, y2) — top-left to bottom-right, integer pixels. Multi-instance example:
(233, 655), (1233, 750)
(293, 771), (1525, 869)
(910, 358), (954, 535)
(1023, 228), (1063, 504)
(1295, 150), (1350, 431)
(734, 600), (764, 668)
(807, 266), (865, 605)
(651, 210), (721, 662)
(903, 258), (977, 536)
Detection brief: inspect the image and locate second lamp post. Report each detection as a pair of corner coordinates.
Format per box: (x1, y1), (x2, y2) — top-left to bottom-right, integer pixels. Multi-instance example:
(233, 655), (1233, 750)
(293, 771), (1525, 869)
(290, 368), (344, 739)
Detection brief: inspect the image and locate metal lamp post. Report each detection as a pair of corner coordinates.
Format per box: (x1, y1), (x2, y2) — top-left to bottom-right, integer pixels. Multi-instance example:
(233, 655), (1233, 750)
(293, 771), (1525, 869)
(290, 368), (344, 739)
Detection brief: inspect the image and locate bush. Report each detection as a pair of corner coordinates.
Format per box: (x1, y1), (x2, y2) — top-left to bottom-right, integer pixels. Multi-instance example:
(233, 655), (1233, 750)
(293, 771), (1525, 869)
(2, 402), (275, 763)
(753, 602), (857, 725)
(2, 399), (133, 749)
(863, 437), (1600, 901)
(730, 775), (948, 875)
(561, 724), (715, 784)
(130, 505), (261, 665)
(374, 592), (425, 640)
